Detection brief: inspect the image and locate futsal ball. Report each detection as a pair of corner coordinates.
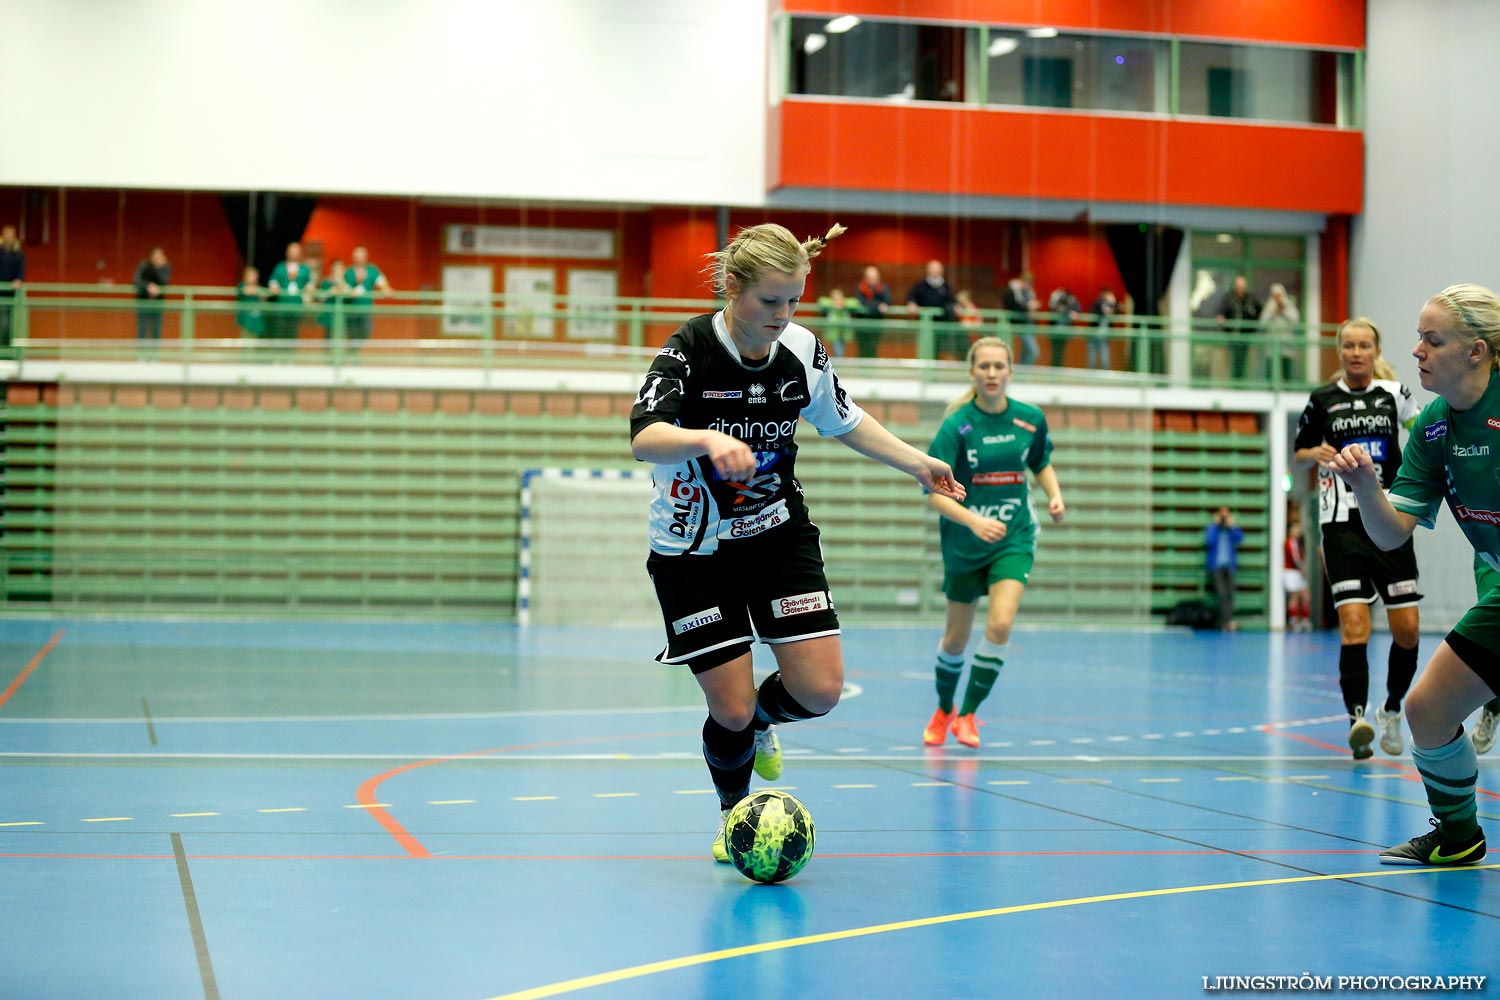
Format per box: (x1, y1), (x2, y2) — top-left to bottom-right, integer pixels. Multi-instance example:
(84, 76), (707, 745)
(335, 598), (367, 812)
(723, 790), (816, 884)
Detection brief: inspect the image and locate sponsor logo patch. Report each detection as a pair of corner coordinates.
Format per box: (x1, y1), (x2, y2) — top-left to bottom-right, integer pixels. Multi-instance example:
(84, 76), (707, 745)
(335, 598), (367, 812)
(708, 416), (798, 444)
(1012, 418), (1037, 432)
(774, 378), (807, 403)
(972, 471), (1025, 486)
(771, 591), (830, 619)
(722, 504), (790, 539)
(1327, 401), (1353, 412)
(1388, 580), (1418, 596)
(1453, 444), (1492, 458)
(982, 434), (1016, 444)
(1425, 420), (1448, 442)
(1331, 580), (1363, 594)
(702, 390), (742, 399)
(672, 607), (723, 635)
(657, 347), (690, 372)
(748, 383), (767, 405)
(636, 373), (683, 413)
(1488, 417), (1500, 430)
(1454, 506), (1500, 526)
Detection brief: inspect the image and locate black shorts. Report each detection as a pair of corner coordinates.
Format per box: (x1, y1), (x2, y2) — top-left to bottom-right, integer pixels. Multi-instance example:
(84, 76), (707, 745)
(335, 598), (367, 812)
(647, 519), (840, 671)
(1321, 516), (1421, 609)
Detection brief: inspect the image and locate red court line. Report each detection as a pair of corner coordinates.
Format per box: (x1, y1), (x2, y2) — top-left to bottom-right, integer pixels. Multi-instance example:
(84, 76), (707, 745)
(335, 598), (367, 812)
(0, 630), (64, 713)
(1265, 725), (1500, 800)
(355, 728), (693, 858)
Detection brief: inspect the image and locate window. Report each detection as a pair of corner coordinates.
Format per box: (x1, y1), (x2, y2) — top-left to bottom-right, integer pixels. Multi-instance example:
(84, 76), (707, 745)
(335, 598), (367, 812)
(987, 32), (1169, 114)
(788, 17), (967, 102)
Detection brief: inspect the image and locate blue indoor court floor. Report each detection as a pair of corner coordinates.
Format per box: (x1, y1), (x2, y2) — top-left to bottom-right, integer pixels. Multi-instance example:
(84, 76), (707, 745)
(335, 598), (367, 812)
(1, 618), (1496, 1000)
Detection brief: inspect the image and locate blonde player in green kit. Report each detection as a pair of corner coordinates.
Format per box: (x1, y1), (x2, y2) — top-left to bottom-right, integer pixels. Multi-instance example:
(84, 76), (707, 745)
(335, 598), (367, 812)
(923, 337), (1066, 747)
(1328, 284), (1500, 866)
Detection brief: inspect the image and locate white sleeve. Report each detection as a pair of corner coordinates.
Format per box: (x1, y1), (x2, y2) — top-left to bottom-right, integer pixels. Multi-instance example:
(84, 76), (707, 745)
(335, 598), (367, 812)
(792, 329), (864, 436)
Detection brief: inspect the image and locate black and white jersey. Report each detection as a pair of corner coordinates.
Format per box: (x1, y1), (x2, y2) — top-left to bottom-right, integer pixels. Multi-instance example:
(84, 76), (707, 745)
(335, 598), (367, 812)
(1294, 377), (1418, 524)
(629, 311), (864, 556)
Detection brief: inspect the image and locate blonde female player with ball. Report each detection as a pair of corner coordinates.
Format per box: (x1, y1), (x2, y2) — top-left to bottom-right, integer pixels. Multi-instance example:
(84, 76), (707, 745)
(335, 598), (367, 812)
(922, 336), (1065, 748)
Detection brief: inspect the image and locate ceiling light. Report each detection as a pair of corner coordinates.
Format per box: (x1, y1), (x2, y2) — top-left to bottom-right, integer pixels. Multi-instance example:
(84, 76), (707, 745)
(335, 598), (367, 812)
(825, 15), (860, 34)
(1025, 26), (1058, 39)
(1216, 233), (1234, 244)
(988, 37), (1019, 57)
(803, 33), (827, 55)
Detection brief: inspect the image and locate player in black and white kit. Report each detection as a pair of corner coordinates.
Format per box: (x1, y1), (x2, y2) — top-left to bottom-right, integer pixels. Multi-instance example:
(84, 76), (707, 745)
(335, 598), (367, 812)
(630, 222), (965, 862)
(1293, 317), (1421, 760)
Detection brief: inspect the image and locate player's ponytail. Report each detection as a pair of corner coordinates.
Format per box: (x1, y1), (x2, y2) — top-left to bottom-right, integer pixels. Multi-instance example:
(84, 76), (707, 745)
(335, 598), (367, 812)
(705, 222), (847, 297)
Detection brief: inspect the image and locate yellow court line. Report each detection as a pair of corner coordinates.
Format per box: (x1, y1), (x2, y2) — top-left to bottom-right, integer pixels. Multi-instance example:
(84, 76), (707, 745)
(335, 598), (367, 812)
(0, 821), (43, 827)
(344, 803), (392, 810)
(512, 796), (558, 802)
(486, 864), (1500, 1000)
(834, 784), (876, 789)
(429, 800), (476, 806)
(257, 808), (307, 814)
(171, 812), (220, 818)
(911, 782), (952, 788)
(987, 780), (1030, 786)
(82, 817), (132, 823)
(592, 793), (638, 799)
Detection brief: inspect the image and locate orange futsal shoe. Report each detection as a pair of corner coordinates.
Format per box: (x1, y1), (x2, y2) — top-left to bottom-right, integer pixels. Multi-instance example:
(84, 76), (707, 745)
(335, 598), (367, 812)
(923, 708), (956, 746)
(951, 713), (981, 748)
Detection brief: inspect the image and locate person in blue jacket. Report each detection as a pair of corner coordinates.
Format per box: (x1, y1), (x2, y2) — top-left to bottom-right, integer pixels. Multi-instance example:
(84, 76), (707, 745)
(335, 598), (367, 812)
(1206, 506), (1245, 632)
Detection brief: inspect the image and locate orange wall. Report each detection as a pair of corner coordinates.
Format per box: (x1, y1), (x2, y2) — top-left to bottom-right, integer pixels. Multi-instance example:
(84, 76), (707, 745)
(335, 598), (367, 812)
(776, 102), (1363, 215)
(782, 1), (1365, 49)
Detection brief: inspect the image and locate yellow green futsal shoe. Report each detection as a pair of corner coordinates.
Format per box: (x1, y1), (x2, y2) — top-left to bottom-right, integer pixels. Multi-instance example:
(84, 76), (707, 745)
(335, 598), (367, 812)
(712, 808), (731, 863)
(753, 726), (783, 780)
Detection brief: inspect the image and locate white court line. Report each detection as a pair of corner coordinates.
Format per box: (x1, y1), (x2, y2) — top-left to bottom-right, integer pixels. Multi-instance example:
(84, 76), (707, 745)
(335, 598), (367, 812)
(0, 751), (1436, 763)
(0, 705), (710, 725)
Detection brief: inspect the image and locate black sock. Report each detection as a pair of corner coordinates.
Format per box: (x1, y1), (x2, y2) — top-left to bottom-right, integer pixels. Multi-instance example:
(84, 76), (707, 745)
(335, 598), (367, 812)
(1338, 643), (1369, 720)
(1384, 642), (1419, 712)
(753, 670), (829, 730)
(702, 715), (755, 809)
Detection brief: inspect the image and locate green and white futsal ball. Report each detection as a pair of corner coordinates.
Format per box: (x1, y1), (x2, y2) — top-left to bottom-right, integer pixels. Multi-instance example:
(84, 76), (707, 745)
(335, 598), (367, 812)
(723, 790), (816, 883)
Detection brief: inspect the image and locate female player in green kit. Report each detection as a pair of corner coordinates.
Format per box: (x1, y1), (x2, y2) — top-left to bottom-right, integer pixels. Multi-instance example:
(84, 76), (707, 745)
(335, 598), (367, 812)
(922, 336), (1066, 747)
(1328, 283), (1500, 865)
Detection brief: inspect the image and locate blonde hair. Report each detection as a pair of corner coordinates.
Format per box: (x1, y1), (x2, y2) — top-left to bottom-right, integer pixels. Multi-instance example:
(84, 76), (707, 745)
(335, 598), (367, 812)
(945, 336), (1012, 415)
(1428, 283), (1500, 373)
(1329, 316), (1398, 382)
(706, 223), (847, 297)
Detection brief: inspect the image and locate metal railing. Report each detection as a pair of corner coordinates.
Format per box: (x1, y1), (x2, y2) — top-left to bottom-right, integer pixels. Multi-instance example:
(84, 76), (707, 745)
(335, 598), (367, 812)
(0, 284), (1345, 393)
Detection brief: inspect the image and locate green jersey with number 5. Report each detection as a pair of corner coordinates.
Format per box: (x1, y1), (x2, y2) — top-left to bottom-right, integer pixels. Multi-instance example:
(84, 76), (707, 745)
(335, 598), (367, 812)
(927, 398), (1053, 572)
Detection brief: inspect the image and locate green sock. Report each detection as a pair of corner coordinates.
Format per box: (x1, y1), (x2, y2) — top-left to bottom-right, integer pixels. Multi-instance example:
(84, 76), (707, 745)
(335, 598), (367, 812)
(934, 651), (964, 713)
(1412, 733), (1481, 841)
(959, 665), (1000, 715)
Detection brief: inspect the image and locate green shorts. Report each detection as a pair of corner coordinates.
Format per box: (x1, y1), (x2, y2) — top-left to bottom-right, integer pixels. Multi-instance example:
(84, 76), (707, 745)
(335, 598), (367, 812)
(942, 550), (1034, 604)
(1449, 580), (1500, 698)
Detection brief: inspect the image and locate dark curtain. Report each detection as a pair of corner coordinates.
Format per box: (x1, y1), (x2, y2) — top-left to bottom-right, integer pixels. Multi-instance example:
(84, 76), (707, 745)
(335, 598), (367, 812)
(219, 193), (319, 279)
(1103, 223), (1183, 316)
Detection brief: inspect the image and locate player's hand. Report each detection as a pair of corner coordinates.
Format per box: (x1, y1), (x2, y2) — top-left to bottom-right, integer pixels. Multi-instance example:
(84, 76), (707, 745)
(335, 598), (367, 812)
(917, 458), (966, 501)
(968, 515), (1007, 543)
(1048, 496), (1066, 523)
(1326, 443), (1378, 490)
(1311, 444), (1339, 466)
(705, 431), (757, 481)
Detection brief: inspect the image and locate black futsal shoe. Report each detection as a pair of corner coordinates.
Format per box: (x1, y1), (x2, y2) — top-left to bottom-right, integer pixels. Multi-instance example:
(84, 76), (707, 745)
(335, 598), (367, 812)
(1379, 819), (1486, 866)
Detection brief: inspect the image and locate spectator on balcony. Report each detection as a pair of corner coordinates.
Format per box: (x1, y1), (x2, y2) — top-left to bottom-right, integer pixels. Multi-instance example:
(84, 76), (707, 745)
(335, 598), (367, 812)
(1260, 282), (1302, 383)
(1088, 286), (1119, 371)
(853, 264), (892, 359)
(907, 259), (958, 359)
(0, 225), (24, 349)
(316, 258), (346, 342)
(132, 247), (171, 341)
(235, 265), (267, 340)
(1047, 285), (1082, 367)
(1002, 272), (1039, 365)
(1216, 275), (1262, 380)
(343, 246), (391, 346)
(816, 287), (855, 357)
(267, 242), (311, 341)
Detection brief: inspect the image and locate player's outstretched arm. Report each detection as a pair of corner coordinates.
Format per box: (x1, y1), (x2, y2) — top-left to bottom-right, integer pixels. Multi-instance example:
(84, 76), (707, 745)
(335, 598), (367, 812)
(835, 414), (966, 500)
(1326, 443), (1418, 550)
(631, 423), (758, 481)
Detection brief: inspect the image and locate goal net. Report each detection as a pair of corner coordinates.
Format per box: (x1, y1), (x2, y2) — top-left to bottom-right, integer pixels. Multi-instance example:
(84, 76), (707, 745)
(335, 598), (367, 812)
(518, 468), (658, 626)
